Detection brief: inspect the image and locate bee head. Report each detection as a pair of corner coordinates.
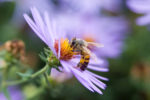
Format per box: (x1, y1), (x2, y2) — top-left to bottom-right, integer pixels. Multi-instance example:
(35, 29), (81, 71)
(70, 37), (77, 47)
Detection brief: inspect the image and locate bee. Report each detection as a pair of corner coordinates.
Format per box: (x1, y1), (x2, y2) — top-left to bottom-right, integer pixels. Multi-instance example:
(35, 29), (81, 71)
(70, 37), (103, 71)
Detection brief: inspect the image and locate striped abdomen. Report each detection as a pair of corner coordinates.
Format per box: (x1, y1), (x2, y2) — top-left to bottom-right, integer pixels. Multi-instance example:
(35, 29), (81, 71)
(77, 52), (90, 71)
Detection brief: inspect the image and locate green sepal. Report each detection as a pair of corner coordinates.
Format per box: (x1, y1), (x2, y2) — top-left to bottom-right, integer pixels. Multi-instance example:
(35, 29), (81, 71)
(39, 52), (47, 62)
(39, 48), (51, 62)
(40, 48), (61, 70)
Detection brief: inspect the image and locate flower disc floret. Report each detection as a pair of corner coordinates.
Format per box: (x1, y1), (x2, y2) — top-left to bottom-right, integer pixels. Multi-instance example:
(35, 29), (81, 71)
(54, 38), (75, 61)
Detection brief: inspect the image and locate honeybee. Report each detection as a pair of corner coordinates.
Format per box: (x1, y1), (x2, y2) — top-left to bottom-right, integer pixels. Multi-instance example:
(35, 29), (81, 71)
(70, 37), (103, 71)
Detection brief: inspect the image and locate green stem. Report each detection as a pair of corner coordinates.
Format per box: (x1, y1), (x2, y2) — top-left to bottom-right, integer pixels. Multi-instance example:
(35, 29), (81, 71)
(5, 64), (49, 86)
(43, 72), (51, 88)
(31, 64), (49, 78)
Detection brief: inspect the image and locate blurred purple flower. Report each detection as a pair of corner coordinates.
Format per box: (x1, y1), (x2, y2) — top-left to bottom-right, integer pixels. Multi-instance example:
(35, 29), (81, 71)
(50, 0), (123, 15)
(24, 7), (109, 94)
(83, 17), (128, 58)
(0, 86), (24, 100)
(54, 14), (128, 58)
(11, 0), (52, 27)
(127, 0), (150, 25)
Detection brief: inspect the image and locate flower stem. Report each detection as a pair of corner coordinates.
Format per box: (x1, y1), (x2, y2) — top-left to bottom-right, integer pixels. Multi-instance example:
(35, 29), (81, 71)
(31, 64), (49, 78)
(5, 64), (49, 86)
(43, 70), (51, 88)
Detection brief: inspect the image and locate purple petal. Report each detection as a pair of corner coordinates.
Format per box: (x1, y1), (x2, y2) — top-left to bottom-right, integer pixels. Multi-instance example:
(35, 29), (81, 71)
(85, 72), (106, 90)
(69, 58), (81, 66)
(70, 67), (103, 94)
(89, 58), (104, 65)
(74, 73), (94, 92)
(43, 12), (57, 55)
(86, 70), (109, 81)
(44, 12), (55, 42)
(87, 79), (103, 94)
(88, 65), (109, 72)
(31, 7), (46, 38)
(136, 14), (150, 26)
(23, 14), (47, 44)
(61, 61), (72, 72)
(127, 0), (150, 14)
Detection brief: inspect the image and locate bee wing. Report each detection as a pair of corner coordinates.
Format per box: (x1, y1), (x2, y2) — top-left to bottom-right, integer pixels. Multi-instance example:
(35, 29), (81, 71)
(82, 47), (91, 54)
(87, 42), (104, 48)
(83, 47), (98, 62)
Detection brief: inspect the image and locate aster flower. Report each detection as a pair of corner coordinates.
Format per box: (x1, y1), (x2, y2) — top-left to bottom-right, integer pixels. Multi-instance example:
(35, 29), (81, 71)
(24, 7), (109, 94)
(127, 0), (150, 26)
(0, 86), (24, 100)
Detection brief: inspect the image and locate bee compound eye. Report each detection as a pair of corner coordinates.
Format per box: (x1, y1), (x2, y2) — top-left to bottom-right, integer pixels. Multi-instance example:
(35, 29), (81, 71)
(72, 41), (75, 45)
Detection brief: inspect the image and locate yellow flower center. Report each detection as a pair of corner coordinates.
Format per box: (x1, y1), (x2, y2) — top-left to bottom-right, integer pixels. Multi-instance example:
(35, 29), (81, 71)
(54, 38), (75, 61)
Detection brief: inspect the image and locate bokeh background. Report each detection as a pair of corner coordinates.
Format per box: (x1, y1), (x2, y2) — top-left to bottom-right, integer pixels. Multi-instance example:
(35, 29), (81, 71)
(0, 0), (150, 100)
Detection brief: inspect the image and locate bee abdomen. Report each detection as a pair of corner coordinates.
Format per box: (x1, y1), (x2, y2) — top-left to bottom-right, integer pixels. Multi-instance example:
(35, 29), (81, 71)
(78, 54), (90, 71)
